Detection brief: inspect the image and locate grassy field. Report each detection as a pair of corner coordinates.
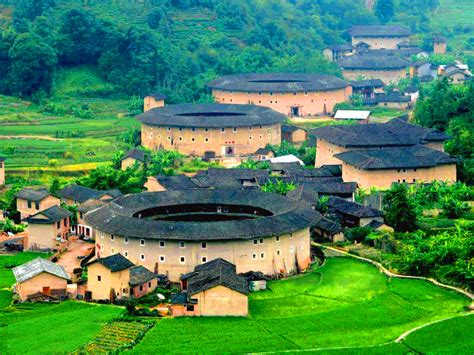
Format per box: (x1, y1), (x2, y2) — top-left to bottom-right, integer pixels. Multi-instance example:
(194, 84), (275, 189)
(131, 257), (470, 353)
(0, 302), (123, 354)
(0, 67), (138, 177)
(0, 252), (51, 289)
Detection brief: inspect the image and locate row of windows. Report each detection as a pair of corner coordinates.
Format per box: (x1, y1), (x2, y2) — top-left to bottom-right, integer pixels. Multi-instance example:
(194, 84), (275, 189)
(149, 125), (268, 132)
(397, 168), (417, 173)
(149, 134), (272, 143)
(26, 200), (40, 210)
(224, 90), (335, 96)
(108, 248), (208, 264)
(104, 234), (208, 250)
(222, 97), (336, 104)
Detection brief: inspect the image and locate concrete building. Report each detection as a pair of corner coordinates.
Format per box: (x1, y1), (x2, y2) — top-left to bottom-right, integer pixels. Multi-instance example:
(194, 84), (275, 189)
(84, 189), (321, 282)
(137, 103), (285, 157)
(339, 53), (410, 83)
(171, 258), (249, 317)
(349, 25), (411, 50)
(312, 118), (450, 167)
(208, 73), (352, 117)
(144, 93), (166, 112)
(13, 258), (70, 302)
(24, 205), (72, 251)
(15, 188), (60, 220)
(334, 145), (457, 189)
(86, 253), (158, 301)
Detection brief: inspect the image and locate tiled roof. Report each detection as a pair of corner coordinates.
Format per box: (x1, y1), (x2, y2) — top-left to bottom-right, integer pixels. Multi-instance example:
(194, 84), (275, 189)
(57, 184), (122, 204)
(137, 103), (286, 128)
(350, 79), (385, 88)
(24, 205), (71, 224)
(187, 258), (249, 296)
(327, 197), (383, 218)
(339, 53), (410, 70)
(13, 258), (70, 283)
(15, 188), (51, 202)
(121, 148), (148, 162)
(334, 145), (457, 170)
(311, 118), (450, 148)
(327, 44), (353, 51)
(314, 217), (343, 234)
(88, 253), (135, 272)
(147, 92), (167, 100)
(282, 124), (305, 133)
(349, 25), (411, 37)
(129, 265), (157, 286)
(154, 175), (199, 190)
(207, 73), (350, 93)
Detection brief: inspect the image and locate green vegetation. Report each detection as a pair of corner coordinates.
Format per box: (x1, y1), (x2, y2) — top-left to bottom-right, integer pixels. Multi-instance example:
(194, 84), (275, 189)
(403, 314), (474, 353)
(131, 257), (469, 353)
(0, 302), (123, 354)
(0, 252), (50, 289)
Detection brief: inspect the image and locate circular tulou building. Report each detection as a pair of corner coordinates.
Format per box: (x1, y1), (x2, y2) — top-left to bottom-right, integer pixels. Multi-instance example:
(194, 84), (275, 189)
(85, 189), (321, 281)
(208, 73), (352, 117)
(137, 103), (285, 157)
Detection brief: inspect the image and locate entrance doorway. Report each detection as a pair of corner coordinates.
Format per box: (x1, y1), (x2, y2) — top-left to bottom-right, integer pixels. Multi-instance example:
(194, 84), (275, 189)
(223, 146), (235, 157)
(291, 106), (300, 117)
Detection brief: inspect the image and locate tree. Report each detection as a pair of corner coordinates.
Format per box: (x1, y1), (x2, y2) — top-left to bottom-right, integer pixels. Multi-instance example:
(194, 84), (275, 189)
(147, 7), (165, 29)
(383, 183), (417, 232)
(7, 33), (57, 96)
(261, 178), (296, 195)
(375, 0), (395, 24)
(49, 178), (61, 195)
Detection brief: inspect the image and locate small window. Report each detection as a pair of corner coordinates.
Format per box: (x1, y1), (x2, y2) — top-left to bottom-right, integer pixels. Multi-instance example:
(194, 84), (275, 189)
(179, 241), (186, 249)
(249, 136), (253, 140)
(35, 201), (40, 210)
(414, 168), (417, 172)
(270, 92), (273, 96)
(101, 232), (104, 239)
(166, 127), (171, 132)
(124, 237), (129, 244)
(180, 256), (186, 264)
(290, 246), (295, 254)
(192, 127), (196, 132)
(57, 221), (60, 228)
(111, 248), (115, 254)
(159, 241), (165, 248)
(304, 92), (308, 96)
(110, 235), (115, 241)
(124, 251), (128, 257)
(205, 138), (209, 142)
(276, 236), (280, 242)
(123, 288), (127, 293)
(191, 137), (195, 142)
(233, 127), (237, 132)
(277, 250), (281, 256)
(27, 200), (32, 209)
(252, 253), (257, 260)
(179, 137), (183, 141)
(201, 256), (207, 263)
(97, 275), (101, 282)
(179, 127), (183, 131)
(140, 253), (145, 260)
(259, 238), (264, 244)
(221, 127), (225, 133)
(259, 134), (263, 140)
(201, 242), (207, 249)
(260, 253), (265, 259)
(253, 239), (258, 245)
(140, 239), (145, 246)
(139, 285), (143, 291)
(205, 128), (209, 132)
(186, 305), (195, 312)
(148, 282), (152, 287)
(159, 255), (165, 262)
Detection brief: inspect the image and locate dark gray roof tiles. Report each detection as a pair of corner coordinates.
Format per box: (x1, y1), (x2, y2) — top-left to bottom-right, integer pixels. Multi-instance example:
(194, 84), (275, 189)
(207, 73), (350, 93)
(350, 79), (385, 88)
(88, 253), (135, 272)
(147, 92), (167, 100)
(24, 205), (71, 224)
(327, 44), (353, 51)
(334, 145), (457, 170)
(327, 197), (383, 218)
(121, 148), (148, 162)
(15, 188), (52, 202)
(155, 175), (199, 190)
(311, 118), (450, 148)
(57, 184), (122, 204)
(129, 265), (158, 286)
(350, 25), (411, 37)
(136, 103), (286, 128)
(84, 189), (322, 241)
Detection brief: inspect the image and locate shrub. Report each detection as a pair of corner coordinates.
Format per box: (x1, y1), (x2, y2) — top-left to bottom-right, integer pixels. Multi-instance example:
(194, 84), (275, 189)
(344, 227), (372, 243)
(441, 198), (470, 219)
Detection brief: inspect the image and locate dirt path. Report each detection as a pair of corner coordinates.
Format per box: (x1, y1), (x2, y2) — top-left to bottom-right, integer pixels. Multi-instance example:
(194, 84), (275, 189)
(56, 237), (94, 276)
(0, 135), (61, 141)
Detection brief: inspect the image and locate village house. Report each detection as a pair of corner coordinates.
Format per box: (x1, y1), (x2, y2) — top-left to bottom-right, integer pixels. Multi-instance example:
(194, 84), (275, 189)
(120, 148), (149, 170)
(334, 145), (457, 189)
(313, 217), (345, 242)
(77, 199), (106, 240)
(15, 188), (60, 220)
(363, 92), (412, 109)
(323, 44), (353, 61)
(86, 253), (158, 301)
(312, 118), (450, 167)
(409, 61), (432, 79)
(440, 63), (473, 85)
(281, 124), (307, 144)
(84, 189), (319, 282)
(138, 103), (285, 158)
(13, 257), (70, 302)
(143, 92), (166, 112)
(252, 148), (274, 161)
(289, 181), (357, 203)
(208, 73), (352, 117)
(326, 197), (384, 228)
(334, 110), (371, 124)
(338, 53), (410, 83)
(350, 79), (385, 99)
(0, 156), (5, 186)
(349, 25), (411, 50)
(57, 184), (123, 206)
(24, 205), (71, 251)
(171, 258), (249, 317)
(433, 36), (447, 55)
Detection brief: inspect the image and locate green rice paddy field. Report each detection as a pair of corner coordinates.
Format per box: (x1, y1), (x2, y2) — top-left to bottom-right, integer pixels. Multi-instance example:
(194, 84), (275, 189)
(0, 256), (472, 353)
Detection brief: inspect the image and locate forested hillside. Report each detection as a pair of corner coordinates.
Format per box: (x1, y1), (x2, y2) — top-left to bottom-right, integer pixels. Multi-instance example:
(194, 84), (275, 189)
(0, 0), (443, 103)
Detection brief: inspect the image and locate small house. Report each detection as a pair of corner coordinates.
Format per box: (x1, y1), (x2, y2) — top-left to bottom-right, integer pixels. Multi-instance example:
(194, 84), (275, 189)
(144, 92), (166, 112)
(120, 148), (149, 170)
(13, 258), (70, 302)
(241, 271), (269, 292)
(350, 79), (385, 99)
(77, 199), (106, 240)
(253, 148), (274, 161)
(15, 188), (60, 219)
(145, 174), (198, 192)
(323, 44), (353, 61)
(86, 253), (157, 301)
(281, 125), (307, 144)
(313, 217), (345, 242)
(326, 197), (384, 228)
(24, 205), (71, 251)
(57, 184), (122, 206)
(171, 258), (249, 317)
(433, 36), (447, 54)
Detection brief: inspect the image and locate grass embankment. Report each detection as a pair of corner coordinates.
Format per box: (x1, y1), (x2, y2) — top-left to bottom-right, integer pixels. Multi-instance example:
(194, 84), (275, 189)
(131, 257), (470, 353)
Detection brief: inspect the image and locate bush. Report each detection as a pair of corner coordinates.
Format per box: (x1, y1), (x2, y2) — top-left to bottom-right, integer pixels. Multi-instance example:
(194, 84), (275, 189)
(125, 300), (136, 315)
(441, 198), (470, 219)
(344, 227), (372, 243)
